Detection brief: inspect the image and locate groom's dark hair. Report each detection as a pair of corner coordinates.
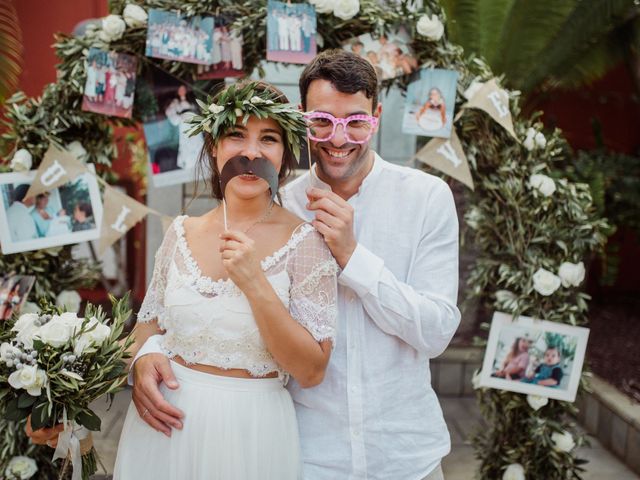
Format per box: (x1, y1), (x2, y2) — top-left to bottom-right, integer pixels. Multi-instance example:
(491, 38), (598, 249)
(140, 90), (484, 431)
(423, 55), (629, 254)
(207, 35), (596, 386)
(299, 49), (379, 111)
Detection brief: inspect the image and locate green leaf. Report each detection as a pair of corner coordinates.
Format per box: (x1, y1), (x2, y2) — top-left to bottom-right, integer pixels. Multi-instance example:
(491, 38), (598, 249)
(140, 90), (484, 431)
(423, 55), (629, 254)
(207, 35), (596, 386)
(75, 408), (101, 431)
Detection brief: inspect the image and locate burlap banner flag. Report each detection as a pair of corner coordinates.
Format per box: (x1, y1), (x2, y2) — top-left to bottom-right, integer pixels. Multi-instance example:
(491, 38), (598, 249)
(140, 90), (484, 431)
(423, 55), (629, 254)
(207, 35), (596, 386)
(160, 215), (175, 234)
(25, 145), (89, 199)
(414, 130), (474, 190)
(98, 185), (151, 255)
(463, 79), (517, 140)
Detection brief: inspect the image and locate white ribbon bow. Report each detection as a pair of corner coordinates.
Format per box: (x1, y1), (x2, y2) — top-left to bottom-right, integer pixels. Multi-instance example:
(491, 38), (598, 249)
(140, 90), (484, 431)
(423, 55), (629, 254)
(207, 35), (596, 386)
(52, 408), (90, 480)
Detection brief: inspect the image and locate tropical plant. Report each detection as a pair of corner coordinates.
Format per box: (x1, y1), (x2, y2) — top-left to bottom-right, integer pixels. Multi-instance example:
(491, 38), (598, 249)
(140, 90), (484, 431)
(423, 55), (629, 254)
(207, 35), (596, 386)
(0, 0), (22, 105)
(439, 0), (640, 94)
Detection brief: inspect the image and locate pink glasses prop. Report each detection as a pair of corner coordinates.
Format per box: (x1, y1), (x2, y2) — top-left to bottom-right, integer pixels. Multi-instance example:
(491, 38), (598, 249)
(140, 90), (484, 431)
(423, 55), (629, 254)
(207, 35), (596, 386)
(304, 111), (379, 144)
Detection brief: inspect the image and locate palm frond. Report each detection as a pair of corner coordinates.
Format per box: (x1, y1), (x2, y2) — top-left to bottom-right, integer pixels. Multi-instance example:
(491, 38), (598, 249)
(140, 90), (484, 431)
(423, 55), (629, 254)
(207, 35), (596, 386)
(0, 0), (23, 104)
(522, 0), (638, 92)
(491, 0), (579, 88)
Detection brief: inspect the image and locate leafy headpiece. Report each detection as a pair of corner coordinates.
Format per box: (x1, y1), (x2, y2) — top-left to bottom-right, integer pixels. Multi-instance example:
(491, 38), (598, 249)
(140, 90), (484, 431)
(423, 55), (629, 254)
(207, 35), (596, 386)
(186, 82), (307, 161)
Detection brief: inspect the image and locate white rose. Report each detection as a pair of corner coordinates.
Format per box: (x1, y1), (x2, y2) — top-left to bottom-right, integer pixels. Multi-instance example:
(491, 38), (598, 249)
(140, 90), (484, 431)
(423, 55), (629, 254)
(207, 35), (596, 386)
(101, 14), (126, 41)
(12, 314), (40, 350)
(309, 0), (336, 14)
(416, 14), (445, 41)
(333, 0), (360, 20)
(36, 317), (73, 348)
(10, 149), (33, 172)
(534, 131), (547, 149)
(523, 135), (535, 151)
(502, 463), (525, 480)
(526, 394), (549, 411)
(65, 141), (87, 161)
(208, 104), (224, 114)
(20, 302), (41, 315)
(74, 317), (111, 355)
(463, 80), (484, 100)
(5, 456), (38, 480)
(532, 268), (561, 296)
(551, 430), (575, 452)
(528, 173), (556, 197)
(558, 261), (585, 288)
(8, 365), (47, 396)
(12, 314), (40, 334)
(123, 4), (147, 28)
(56, 290), (82, 313)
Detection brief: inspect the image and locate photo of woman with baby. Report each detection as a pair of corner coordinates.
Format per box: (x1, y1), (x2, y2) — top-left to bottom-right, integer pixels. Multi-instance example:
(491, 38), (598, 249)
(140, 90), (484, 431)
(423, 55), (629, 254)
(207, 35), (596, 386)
(0, 171), (102, 255)
(480, 312), (590, 402)
(0, 275), (35, 321)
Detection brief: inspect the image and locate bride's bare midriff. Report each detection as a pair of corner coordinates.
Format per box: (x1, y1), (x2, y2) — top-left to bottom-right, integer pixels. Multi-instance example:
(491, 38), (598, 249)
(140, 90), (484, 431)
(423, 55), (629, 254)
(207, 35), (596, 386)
(173, 355), (278, 379)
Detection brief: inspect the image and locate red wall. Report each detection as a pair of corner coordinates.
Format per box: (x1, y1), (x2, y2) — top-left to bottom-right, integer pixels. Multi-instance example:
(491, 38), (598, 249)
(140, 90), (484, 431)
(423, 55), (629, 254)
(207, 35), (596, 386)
(15, 0), (108, 98)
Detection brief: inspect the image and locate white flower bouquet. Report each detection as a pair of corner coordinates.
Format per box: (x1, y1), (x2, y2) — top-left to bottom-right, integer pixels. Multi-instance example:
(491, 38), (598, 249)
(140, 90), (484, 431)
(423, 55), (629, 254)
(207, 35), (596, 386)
(1, 295), (134, 480)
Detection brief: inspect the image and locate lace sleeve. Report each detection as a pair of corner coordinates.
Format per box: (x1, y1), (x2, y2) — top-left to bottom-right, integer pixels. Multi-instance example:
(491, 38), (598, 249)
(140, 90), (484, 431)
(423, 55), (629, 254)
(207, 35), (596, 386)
(137, 218), (180, 328)
(288, 226), (339, 344)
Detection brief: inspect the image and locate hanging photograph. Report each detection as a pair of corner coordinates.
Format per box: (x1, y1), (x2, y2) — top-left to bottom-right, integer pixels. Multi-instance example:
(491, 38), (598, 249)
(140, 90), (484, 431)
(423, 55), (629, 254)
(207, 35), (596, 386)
(402, 68), (458, 138)
(342, 27), (418, 81)
(139, 67), (203, 187)
(479, 312), (590, 402)
(145, 9), (214, 65)
(266, 0), (317, 64)
(81, 48), (138, 119)
(0, 275), (36, 321)
(197, 15), (244, 79)
(0, 169), (103, 255)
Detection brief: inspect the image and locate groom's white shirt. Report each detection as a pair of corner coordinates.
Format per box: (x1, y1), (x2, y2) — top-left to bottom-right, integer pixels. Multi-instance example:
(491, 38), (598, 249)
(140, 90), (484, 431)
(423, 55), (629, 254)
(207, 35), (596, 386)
(282, 153), (460, 480)
(131, 152), (460, 479)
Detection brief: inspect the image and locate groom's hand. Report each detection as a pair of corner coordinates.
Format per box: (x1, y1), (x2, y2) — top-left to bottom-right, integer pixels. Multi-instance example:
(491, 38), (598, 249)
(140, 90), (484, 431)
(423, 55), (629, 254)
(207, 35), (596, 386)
(132, 353), (184, 437)
(306, 187), (357, 268)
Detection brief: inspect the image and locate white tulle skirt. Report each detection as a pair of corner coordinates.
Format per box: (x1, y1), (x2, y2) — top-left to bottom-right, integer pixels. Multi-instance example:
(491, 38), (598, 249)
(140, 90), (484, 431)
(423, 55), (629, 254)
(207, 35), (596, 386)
(113, 361), (302, 480)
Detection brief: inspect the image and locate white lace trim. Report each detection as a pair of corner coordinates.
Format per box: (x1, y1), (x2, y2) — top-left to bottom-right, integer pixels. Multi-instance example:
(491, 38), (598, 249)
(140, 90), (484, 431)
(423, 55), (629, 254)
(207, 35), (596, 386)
(173, 216), (314, 296)
(291, 259), (340, 297)
(160, 330), (283, 378)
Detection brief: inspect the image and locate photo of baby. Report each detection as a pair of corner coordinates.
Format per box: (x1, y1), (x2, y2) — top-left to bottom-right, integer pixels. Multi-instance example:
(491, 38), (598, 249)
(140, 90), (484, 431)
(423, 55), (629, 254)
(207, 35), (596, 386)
(480, 312), (589, 402)
(402, 68), (458, 138)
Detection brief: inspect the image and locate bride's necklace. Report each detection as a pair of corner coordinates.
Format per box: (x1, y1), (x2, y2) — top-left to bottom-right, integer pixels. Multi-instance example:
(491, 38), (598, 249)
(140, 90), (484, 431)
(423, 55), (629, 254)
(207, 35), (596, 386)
(222, 198), (274, 234)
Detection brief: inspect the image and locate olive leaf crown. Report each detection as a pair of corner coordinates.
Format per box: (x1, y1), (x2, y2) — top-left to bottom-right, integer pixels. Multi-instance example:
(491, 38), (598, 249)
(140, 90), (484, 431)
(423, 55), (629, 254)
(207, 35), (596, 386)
(185, 81), (307, 161)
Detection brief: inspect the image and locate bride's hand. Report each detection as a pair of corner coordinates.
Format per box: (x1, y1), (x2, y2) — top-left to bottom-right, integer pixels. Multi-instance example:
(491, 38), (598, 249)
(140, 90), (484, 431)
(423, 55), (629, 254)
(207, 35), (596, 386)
(219, 230), (263, 291)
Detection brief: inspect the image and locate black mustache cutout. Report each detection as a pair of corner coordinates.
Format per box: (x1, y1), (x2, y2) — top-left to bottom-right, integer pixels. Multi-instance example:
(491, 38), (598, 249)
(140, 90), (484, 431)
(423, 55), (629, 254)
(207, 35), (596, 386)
(219, 156), (279, 201)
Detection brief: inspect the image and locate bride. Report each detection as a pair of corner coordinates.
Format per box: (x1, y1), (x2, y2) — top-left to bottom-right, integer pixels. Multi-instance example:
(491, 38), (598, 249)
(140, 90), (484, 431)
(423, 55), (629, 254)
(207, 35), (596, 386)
(27, 81), (338, 480)
(114, 81), (338, 479)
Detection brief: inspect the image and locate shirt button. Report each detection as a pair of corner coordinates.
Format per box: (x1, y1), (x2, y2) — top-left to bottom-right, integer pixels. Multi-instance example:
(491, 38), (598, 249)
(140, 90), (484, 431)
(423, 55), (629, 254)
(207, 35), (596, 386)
(350, 385), (357, 393)
(352, 429), (360, 437)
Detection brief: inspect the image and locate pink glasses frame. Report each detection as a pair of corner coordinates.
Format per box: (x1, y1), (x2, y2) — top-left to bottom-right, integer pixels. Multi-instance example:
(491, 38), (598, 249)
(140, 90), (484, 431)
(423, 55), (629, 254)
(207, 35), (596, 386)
(304, 111), (379, 144)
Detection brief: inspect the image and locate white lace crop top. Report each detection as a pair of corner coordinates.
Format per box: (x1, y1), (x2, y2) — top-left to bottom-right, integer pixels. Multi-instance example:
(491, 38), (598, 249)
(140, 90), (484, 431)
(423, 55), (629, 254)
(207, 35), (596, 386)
(137, 216), (339, 379)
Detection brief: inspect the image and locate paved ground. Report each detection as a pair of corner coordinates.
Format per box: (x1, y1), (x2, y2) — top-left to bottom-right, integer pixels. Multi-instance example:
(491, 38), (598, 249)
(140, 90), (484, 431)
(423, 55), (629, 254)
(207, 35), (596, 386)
(90, 390), (639, 479)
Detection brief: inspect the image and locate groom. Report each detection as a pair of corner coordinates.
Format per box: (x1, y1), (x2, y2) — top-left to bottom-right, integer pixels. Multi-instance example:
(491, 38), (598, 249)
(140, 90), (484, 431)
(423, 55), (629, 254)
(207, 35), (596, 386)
(132, 50), (460, 479)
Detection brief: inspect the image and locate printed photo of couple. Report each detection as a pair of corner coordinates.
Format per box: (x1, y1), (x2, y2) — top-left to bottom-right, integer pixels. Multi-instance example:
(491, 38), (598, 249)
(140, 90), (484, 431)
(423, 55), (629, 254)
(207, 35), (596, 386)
(0, 275), (35, 321)
(197, 16), (243, 79)
(139, 67), (203, 187)
(479, 312), (590, 402)
(402, 68), (458, 138)
(0, 170), (103, 255)
(145, 9), (214, 65)
(266, 0), (317, 64)
(343, 28), (418, 81)
(81, 48), (138, 119)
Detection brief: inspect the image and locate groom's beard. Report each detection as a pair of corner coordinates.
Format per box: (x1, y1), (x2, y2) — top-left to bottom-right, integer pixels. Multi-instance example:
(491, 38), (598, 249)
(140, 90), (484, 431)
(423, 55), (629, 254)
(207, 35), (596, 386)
(219, 156), (279, 201)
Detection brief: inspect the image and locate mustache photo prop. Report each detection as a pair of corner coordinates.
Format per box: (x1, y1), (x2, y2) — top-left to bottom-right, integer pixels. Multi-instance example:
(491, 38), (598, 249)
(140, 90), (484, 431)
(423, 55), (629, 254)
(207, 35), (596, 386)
(219, 156), (279, 201)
